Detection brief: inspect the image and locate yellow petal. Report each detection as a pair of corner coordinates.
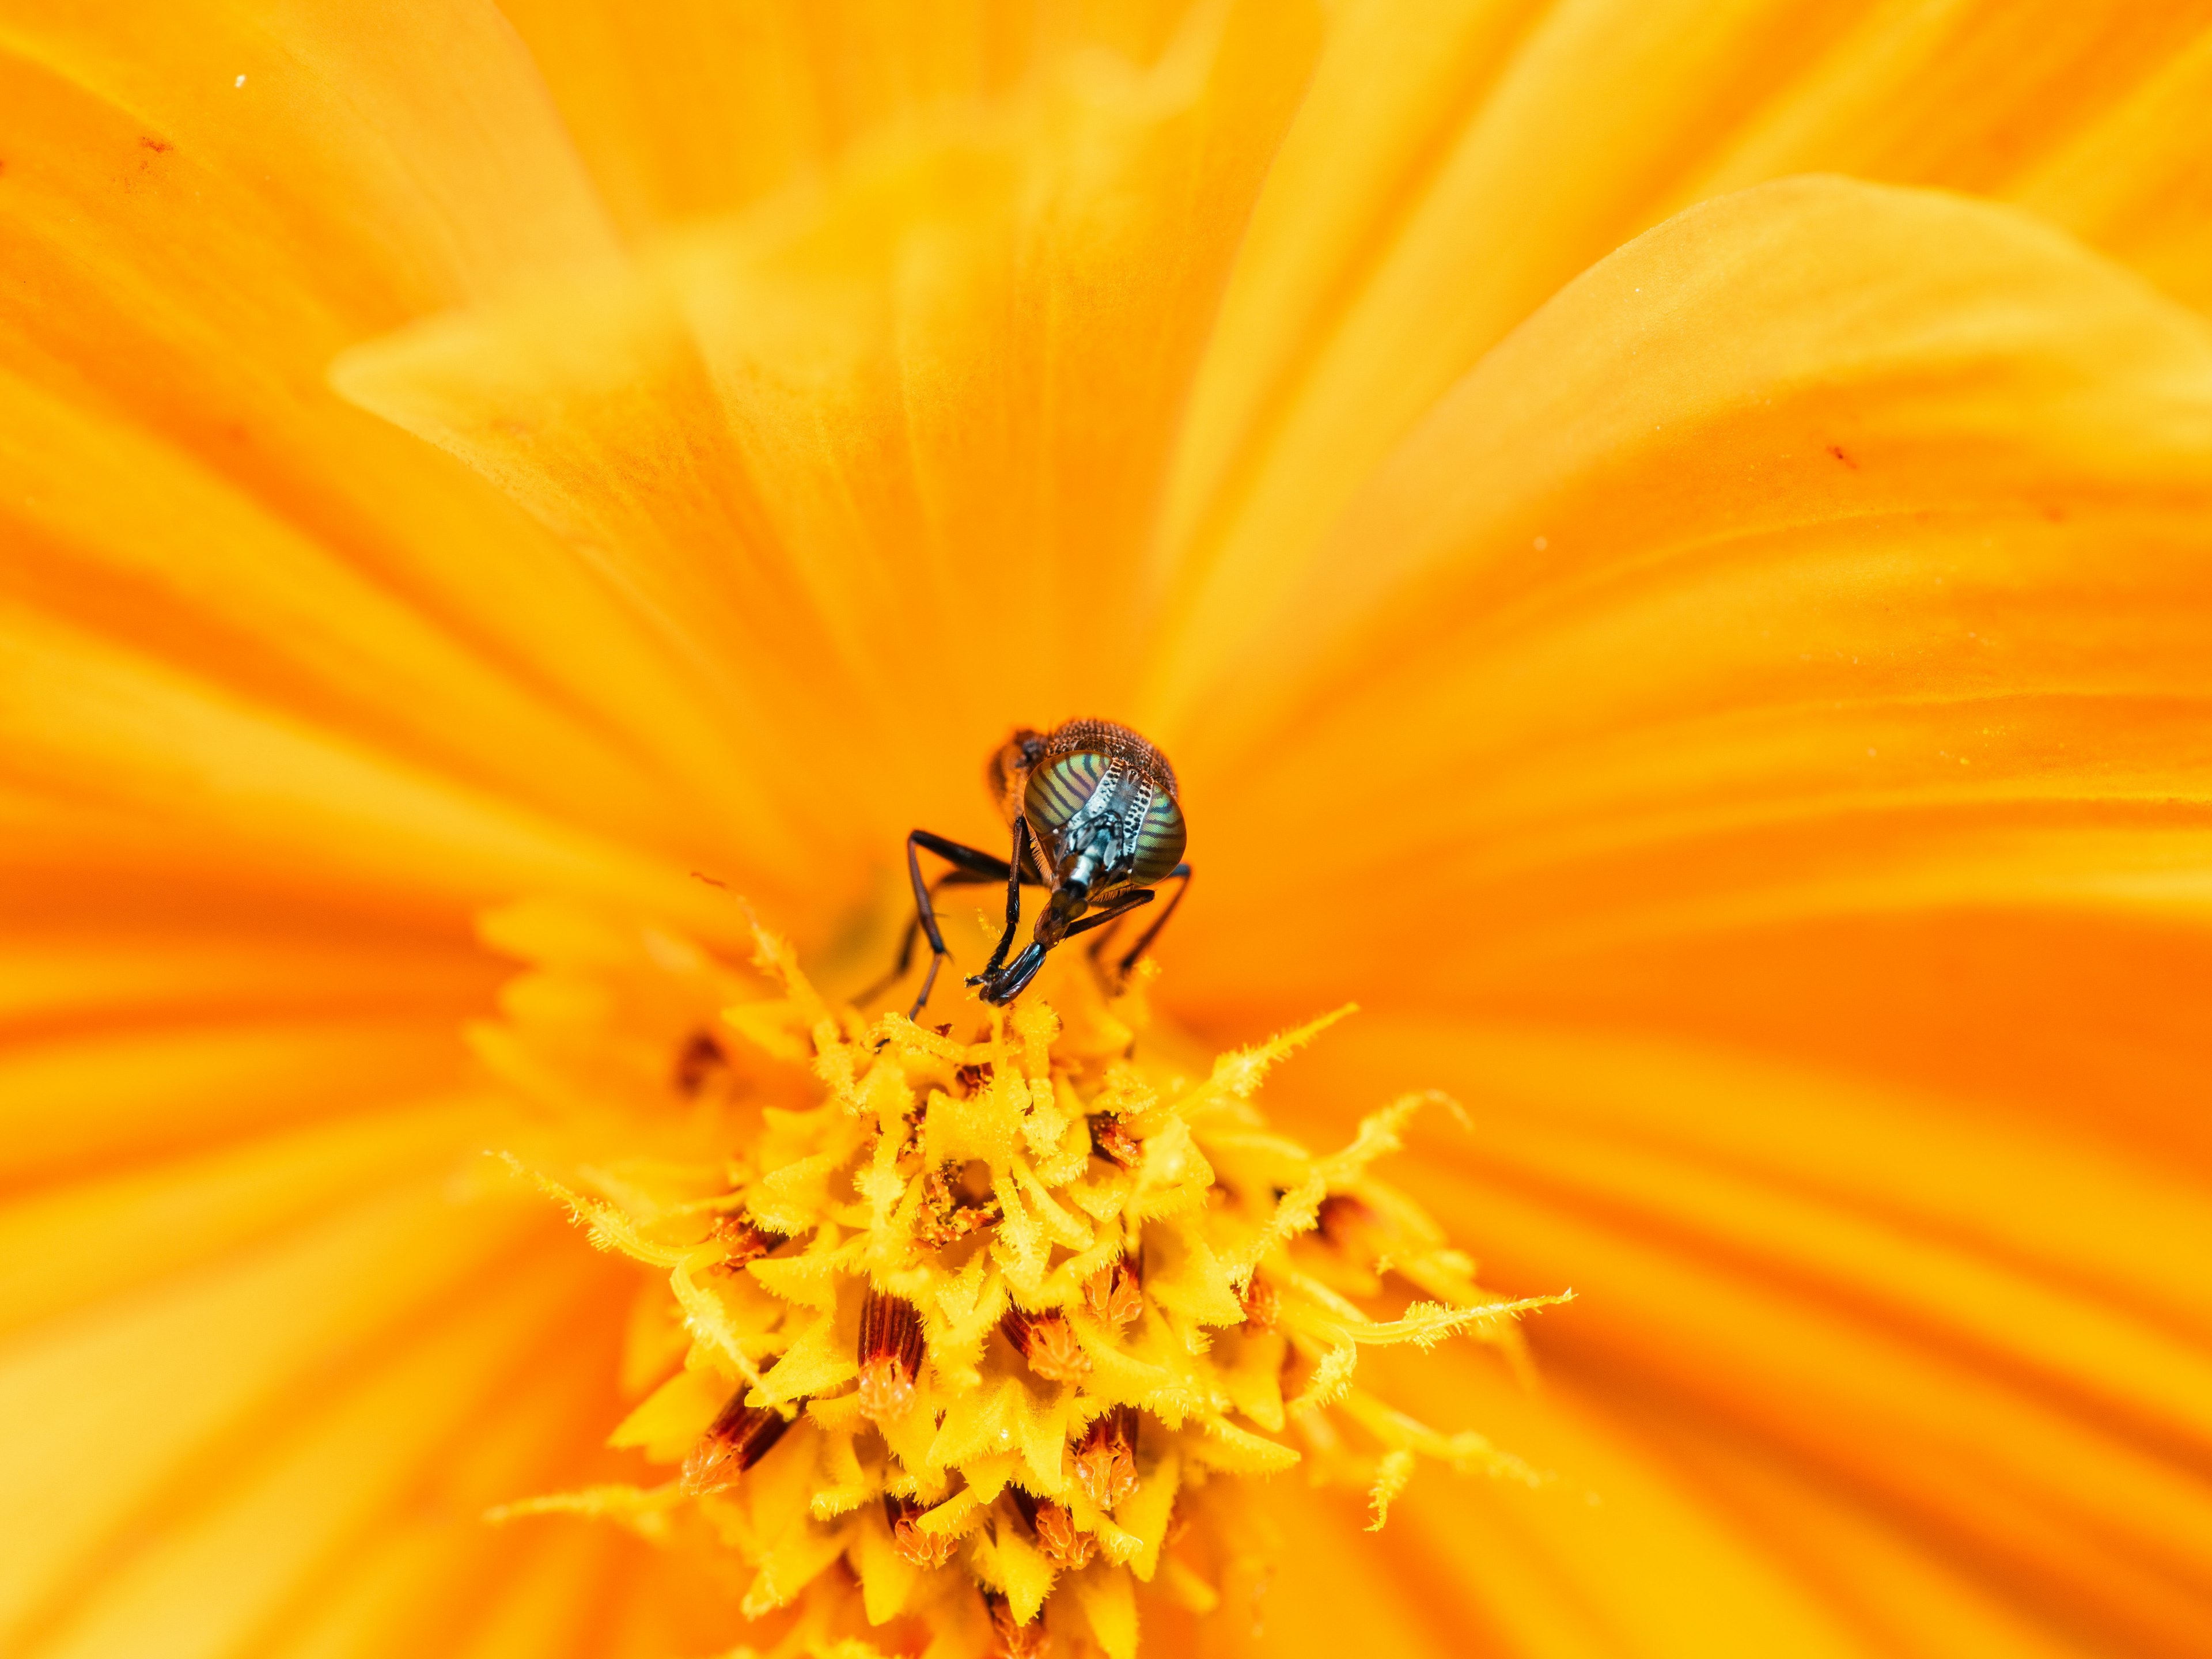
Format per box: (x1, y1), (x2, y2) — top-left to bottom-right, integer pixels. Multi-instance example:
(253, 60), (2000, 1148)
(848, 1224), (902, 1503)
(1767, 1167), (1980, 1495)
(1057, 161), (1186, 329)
(336, 1), (1323, 889)
(0, 2), (614, 306)
(0, 926), (496, 1028)
(0, 1092), (505, 1334)
(1065, 1557), (1137, 1659)
(1167, 177), (2212, 1006)
(2009, 27), (2212, 316)
(1271, 1015), (2212, 1651)
(0, 603), (729, 927)
(1382, 1359), (1976, 1659)
(0, 362), (695, 854)
(608, 1366), (726, 1461)
(0, 29), (802, 887)
(21, 1255), (608, 1659)
(0, 1018), (466, 1185)
(1157, 3), (2212, 724)
(0, 1181), (570, 1646)
(495, 0), (1205, 235)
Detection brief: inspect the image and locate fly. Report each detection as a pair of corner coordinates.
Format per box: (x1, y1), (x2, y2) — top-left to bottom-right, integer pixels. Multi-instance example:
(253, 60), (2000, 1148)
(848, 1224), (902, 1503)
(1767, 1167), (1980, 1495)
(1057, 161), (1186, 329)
(865, 718), (1191, 1016)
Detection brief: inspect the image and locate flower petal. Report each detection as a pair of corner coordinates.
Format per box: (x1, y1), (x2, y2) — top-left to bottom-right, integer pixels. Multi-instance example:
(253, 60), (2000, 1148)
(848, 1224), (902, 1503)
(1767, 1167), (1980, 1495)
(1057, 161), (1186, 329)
(0, 1179), (559, 1649)
(1271, 1016), (2212, 1653)
(0, 20), (800, 885)
(1155, 2), (2212, 717)
(335, 0), (1323, 885)
(1157, 179), (2212, 1650)
(0, 362), (709, 855)
(0, 1020), (464, 1186)
(0, 0), (614, 306)
(13, 1248), (612, 1659)
(1166, 176), (2212, 1007)
(495, 0), (1205, 234)
(2009, 28), (2212, 316)
(1388, 1354), (2100, 1659)
(0, 604), (734, 926)
(0, 1094), (505, 1335)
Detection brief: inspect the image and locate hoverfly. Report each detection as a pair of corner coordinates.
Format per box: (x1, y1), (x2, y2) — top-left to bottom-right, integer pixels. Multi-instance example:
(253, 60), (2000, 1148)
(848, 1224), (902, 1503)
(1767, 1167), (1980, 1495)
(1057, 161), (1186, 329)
(867, 719), (1191, 1017)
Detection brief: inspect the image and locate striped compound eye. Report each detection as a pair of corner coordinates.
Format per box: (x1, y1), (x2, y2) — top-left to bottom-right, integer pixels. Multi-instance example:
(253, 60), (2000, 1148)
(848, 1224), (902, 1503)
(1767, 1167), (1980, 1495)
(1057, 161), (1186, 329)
(1024, 747), (1186, 893)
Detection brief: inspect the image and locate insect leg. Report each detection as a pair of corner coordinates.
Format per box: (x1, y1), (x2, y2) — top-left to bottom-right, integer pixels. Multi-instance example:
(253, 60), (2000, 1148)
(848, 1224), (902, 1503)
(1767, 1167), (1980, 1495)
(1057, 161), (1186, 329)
(1063, 888), (1154, 941)
(979, 889), (1153, 1007)
(1103, 862), (1190, 991)
(851, 867), (997, 1007)
(968, 816), (1032, 984)
(977, 941), (1048, 1005)
(899, 830), (1014, 1020)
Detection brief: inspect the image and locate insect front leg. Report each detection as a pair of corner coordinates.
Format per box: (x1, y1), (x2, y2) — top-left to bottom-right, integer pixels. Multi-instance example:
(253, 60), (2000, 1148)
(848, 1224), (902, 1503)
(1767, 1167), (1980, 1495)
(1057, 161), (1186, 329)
(1063, 887), (1156, 942)
(967, 816), (1033, 988)
(895, 830), (1014, 1020)
(852, 866), (995, 1007)
(980, 888), (1153, 1007)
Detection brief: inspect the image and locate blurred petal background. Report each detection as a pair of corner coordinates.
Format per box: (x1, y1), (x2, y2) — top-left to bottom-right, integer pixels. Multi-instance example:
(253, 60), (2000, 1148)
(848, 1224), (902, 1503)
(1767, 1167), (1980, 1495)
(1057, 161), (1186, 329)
(5, 2), (2212, 1657)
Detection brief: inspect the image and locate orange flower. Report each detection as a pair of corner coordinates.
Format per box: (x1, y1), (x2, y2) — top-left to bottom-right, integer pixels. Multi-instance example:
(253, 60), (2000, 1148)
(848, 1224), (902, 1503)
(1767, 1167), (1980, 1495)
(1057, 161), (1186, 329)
(6, 4), (2212, 1657)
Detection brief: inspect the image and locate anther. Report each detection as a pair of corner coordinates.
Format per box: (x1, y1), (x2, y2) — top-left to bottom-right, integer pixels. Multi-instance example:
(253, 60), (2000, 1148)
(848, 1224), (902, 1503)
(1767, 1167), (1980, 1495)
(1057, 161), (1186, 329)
(917, 1159), (1001, 1247)
(1006, 1483), (1098, 1570)
(1238, 1272), (1278, 1334)
(984, 1590), (1049, 1658)
(857, 1287), (926, 1422)
(1083, 1254), (1143, 1329)
(711, 1211), (785, 1270)
(681, 1384), (792, 1496)
(885, 1493), (960, 1568)
(1089, 1114), (1141, 1170)
(999, 1305), (1090, 1384)
(1035, 1500), (1096, 1569)
(673, 1029), (728, 1096)
(1071, 1404), (1139, 1511)
(1164, 1494), (1191, 1547)
(1317, 1192), (1370, 1243)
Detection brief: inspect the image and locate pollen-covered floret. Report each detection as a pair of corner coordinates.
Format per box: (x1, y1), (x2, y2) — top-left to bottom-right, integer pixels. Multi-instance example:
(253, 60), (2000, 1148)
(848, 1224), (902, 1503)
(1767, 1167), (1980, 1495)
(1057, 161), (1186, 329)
(480, 900), (1564, 1658)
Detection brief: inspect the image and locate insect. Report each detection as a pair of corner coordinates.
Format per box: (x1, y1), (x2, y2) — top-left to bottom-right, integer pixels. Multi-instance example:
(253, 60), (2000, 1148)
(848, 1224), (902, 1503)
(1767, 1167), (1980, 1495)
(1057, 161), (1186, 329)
(867, 719), (1191, 1017)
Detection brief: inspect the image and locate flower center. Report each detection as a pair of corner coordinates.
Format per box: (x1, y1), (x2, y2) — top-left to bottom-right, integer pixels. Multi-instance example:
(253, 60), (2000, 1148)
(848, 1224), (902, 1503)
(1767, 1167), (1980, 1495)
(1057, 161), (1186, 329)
(479, 899), (1562, 1657)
